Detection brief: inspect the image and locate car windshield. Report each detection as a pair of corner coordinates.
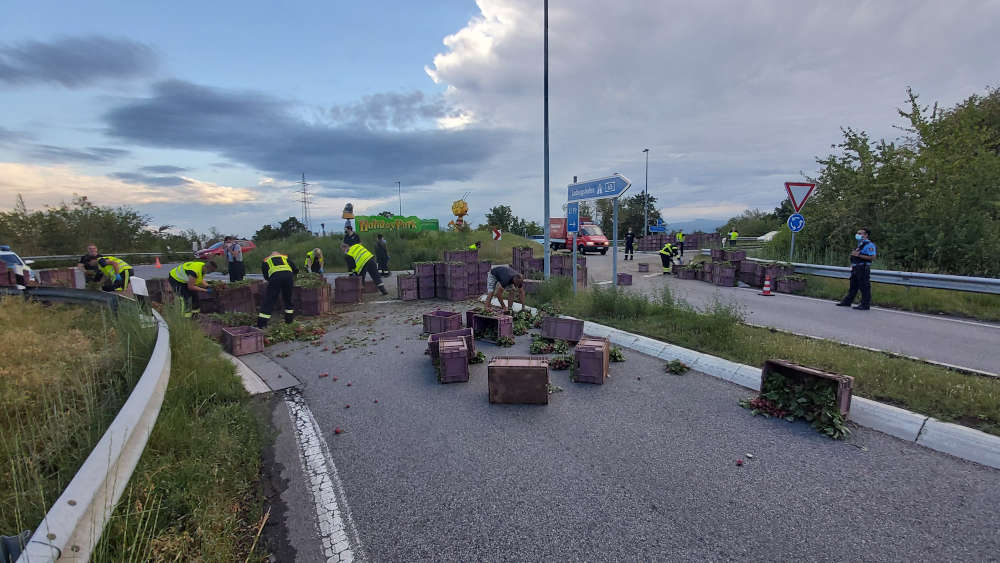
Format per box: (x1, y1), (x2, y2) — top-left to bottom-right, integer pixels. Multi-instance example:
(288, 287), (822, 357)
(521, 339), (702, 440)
(0, 254), (24, 266)
(207, 242), (224, 250)
(580, 225), (604, 237)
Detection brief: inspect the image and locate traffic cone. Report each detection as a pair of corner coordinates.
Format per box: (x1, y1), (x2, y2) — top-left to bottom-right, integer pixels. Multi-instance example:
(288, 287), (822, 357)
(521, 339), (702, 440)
(760, 275), (773, 296)
(154, 256), (162, 269)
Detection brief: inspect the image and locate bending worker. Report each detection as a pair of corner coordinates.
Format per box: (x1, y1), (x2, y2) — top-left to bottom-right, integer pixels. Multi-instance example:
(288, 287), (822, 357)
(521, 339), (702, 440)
(89, 255), (133, 292)
(258, 251), (298, 328)
(168, 260), (218, 317)
(658, 241), (678, 274)
(341, 241), (388, 295)
(486, 265), (525, 312)
(305, 247), (324, 274)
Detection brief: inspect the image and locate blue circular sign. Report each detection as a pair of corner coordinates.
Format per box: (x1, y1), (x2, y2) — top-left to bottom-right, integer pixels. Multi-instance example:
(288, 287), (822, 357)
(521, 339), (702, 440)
(787, 213), (805, 233)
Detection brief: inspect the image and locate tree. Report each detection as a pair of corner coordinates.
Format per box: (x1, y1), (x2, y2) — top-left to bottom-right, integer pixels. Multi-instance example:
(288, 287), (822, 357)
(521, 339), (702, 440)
(484, 205), (515, 232)
(378, 211), (395, 219)
(595, 195), (661, 240)
(277, 217), (309, 238)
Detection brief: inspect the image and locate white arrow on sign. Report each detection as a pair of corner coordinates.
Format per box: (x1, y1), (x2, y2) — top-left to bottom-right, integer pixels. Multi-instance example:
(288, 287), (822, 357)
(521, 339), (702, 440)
(492, 229), (502, 241)
(784, 182), (816, 212)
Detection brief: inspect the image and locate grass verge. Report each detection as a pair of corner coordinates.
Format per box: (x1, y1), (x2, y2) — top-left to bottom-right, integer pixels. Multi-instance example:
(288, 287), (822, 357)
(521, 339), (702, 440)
(1, 297), (156, 537)
(798, 274), (1000, 322)
(528, 278), (1000, 436)
(93, 302), (268, 561)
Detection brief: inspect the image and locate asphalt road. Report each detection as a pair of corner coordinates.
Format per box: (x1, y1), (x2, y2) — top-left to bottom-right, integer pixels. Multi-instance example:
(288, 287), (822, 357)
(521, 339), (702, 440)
(581, 251), (1000, 374)
(262, 300), (1000, 562)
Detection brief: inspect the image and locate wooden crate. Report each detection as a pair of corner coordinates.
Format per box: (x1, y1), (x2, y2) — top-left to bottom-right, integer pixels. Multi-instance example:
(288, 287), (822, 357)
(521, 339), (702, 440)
(488, 356), (549, 404)
(574, 337), (609, 384)
(423, 310), (462, 334)
(222, 326), (265, 356)
(334, 276), (362, 304)
(761, 359), (854, 416)
(437, 338), (470, 383)
(637, 263), (649, 273)
(427, 328), (476, 363)
(541, 316), (584, 343)
(617, 273), (632, 286)
(472, 313), (513, 342)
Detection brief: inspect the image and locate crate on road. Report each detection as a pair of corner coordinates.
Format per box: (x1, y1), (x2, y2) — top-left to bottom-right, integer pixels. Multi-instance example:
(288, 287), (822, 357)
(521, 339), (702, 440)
(488, 356), (549, 404)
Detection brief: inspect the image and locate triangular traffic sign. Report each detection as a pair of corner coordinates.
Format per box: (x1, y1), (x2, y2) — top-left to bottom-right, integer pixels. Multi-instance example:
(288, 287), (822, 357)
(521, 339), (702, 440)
(784, 182), (815, 212)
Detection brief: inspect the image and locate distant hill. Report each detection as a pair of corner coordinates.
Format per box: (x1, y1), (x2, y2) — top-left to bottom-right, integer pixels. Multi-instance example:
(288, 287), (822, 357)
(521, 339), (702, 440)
(662, 218), (724, 233)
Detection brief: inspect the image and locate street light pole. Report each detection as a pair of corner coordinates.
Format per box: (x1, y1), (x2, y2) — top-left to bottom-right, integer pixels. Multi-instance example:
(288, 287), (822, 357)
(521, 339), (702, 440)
(396, 180), (401, 216)
(642, 148), (649, 235)
(542, 0), (551, 280)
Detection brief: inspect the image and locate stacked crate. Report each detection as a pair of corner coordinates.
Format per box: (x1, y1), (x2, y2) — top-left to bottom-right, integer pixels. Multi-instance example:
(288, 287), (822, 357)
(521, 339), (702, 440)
(414, 263), (435, 299)
(397, 273), (418, 301)
(433, 262), (447, 297)
(437, 338), (470, 383)
(334, 276), (363, 303)
(442, 262), (467, 301)
(512, 246), (534, 272)
(0, 263), (15, 286)
(478, 261), (491, 294)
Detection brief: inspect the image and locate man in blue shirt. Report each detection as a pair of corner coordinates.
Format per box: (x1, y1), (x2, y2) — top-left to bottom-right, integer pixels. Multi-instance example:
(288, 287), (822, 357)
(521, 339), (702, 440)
(836, 228), (876, 310)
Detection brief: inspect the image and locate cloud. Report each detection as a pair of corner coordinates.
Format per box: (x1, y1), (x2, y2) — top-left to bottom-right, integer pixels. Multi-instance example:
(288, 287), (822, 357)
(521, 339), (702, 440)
(328, 90), (467, 131)
(138, 164), (188, 174)
(0, 126), (31, 144)
(103, 80), (509, 190)
(0, 36), (157, 87)
(23, 144), (130, 163)
(108, 171), (191, 187)
(0, 163), (258, 211)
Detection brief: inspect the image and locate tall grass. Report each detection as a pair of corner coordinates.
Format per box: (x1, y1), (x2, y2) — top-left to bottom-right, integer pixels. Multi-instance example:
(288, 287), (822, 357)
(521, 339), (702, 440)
(0, 297), (156, 537)
(93, 302), (268, 561)
(527, 280), (1000, 436)
(239, 230), (535, 273)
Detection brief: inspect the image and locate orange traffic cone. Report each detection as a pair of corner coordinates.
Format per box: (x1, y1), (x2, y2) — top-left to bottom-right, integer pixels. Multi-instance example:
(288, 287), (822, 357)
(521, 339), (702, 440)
(760, 275), (773, 296)
(154, 256), (162, 269)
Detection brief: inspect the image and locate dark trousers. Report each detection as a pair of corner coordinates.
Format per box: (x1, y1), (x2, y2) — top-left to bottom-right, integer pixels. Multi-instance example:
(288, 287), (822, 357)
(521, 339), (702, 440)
(259, 271), (295, 326)
(359, 260), (384, 287)
(678, 242), (684, 256)
(841, 264), (871, 307)
(376, 256), (389, 273)
(310, 262), (322, 274)
(659, 253), (673, 272)
(228, 261), (245, 282)
(624, 243), (634, 259)
(169, 278), (200, 317)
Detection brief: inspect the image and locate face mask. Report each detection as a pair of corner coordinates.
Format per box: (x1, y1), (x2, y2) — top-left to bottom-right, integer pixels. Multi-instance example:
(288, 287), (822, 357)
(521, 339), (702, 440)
(855, 234), (863, 241)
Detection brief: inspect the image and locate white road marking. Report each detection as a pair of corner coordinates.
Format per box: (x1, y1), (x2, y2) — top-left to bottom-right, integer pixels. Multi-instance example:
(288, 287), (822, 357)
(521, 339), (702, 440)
(285, 389), (364, 562)
(594, 280), (613, 285)
(643, 273), (661, 278)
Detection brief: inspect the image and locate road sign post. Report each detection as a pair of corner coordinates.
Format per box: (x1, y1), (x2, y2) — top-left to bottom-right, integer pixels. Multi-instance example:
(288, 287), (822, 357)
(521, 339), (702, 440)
(567, 174), (630, 291)
(567, 202), (579, 294)
(783, 183), (814, 261)
(787, 212), (805, 261)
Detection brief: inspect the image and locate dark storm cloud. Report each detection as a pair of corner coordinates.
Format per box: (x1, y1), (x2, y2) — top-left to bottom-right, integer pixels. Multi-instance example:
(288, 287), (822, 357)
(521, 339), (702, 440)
(25, 144), (130, 163)
(0, 126), (31, 144)
(138, 164), (188, 174)
(0, 36), (157, 87)
(109, 171), (192, 187)
(104, 80), (507, 187)
(328, 90), (456, 130)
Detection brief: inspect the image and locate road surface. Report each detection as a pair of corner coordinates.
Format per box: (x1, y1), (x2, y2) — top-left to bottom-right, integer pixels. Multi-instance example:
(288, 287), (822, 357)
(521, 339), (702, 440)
(260, 300), (1000, 561)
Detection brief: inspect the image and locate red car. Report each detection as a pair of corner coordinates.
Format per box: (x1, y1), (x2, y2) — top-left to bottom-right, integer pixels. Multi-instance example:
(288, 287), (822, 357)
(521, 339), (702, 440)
(194, 239), (256, 259)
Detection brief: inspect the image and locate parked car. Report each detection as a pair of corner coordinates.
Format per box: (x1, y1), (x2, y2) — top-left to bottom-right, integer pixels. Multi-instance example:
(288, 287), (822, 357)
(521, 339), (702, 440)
(0, 245), (35, 286)
(528, 235), (545, 245)
(194, 240), (256, 260)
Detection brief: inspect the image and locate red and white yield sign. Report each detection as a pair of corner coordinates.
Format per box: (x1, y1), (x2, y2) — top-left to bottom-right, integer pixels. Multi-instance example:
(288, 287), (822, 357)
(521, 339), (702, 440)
(784, 182), (816, 212)
(492, 228), (502, 241)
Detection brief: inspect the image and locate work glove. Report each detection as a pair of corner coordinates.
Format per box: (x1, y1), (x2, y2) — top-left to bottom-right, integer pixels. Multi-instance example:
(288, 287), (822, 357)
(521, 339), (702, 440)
(115, 274), (123, 283)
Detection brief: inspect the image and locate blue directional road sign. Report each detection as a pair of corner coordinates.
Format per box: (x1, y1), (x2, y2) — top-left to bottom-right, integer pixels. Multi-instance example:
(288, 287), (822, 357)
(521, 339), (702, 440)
(567, 173), (631, 202)
(787, 213), (805, 233)
(648, 218), (667, 233)
(567, 202), (579, 233)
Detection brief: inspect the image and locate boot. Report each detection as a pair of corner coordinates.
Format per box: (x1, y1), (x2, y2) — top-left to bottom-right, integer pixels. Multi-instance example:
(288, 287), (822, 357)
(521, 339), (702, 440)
(257, 317), (268, 329)
(284, 311), (295, 324)
(378, 284), (388, 296)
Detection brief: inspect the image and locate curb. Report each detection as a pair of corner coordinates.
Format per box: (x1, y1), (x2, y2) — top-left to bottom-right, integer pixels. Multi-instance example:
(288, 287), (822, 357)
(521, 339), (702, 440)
(480, 296), (1000, 470)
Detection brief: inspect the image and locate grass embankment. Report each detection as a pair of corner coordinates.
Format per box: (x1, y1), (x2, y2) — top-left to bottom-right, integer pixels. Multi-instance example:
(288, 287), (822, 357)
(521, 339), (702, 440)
(237, 230), (534, 273)
(527, 278), (1000, 436)
(1, 297), (156, 537)
(93, 302), (268, 561)
(797, 275), (1000, 322)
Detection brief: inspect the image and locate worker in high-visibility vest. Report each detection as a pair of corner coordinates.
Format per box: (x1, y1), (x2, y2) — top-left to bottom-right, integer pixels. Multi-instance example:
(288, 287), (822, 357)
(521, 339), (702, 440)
(169, 260), (218, 317)
(675, 230), (685, 257)
(728, 229), (739, 248)
(468, 241), (481, 251)
(341, 242), (388, 295)
(258, 251), (298, 328)
(304, 248), (324, 274)
(658, 242), (678, 275)
(88, 255), (132, 292)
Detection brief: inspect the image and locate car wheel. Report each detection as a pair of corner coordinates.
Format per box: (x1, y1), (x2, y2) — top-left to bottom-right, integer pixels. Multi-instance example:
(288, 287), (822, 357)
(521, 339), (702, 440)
(600, 249), (607, 255)
(578, 245), (586, 254)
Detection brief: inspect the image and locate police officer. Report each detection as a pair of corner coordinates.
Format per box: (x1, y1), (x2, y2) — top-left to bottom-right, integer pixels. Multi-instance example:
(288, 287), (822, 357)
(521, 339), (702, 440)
(78, 243), (102, 281)
(675, 229), (685, 256)
(658, 241), (678, 274)
(88, 255), (133, 292)
(836, 228), (876, 310)
(728, 229), (739, 248)
(168, 260), (218, 317)
(376, 234), (391, 276)
(258, 251), (298, 328)
(624, 228), (635, 261)
(304, 247), (324, 274)
(343, 224), (361, 246)
(341, 242), (388, 295)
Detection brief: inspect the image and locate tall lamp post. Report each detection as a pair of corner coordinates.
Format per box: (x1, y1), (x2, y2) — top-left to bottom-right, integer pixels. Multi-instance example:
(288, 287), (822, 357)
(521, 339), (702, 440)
(642, 148), (649, 234)
(396, 180), (402, 215)
(542, 0), (551, 279)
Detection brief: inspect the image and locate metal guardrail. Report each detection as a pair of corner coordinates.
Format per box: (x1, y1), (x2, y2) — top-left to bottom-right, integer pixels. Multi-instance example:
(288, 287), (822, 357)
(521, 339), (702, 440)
(696, 249), (1000, 295)
(23, 252), (189, 261)
(3, 290), (171, 562)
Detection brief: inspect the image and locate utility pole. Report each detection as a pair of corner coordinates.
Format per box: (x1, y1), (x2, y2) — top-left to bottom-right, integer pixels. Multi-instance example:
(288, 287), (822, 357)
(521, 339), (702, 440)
(642, 148), (649, 235)
(396, 180), (402, 216)
(543, 0), (551, 279)
(297, 173), (312, 232)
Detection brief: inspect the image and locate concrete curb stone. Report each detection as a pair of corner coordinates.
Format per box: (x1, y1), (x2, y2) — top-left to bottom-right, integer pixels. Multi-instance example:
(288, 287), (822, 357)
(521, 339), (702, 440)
(918, 419), (1000, 469)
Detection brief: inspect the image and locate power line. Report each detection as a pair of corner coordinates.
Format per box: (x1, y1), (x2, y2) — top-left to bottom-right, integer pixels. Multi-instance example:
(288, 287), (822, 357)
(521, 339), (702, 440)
(297, 173), (312, 232)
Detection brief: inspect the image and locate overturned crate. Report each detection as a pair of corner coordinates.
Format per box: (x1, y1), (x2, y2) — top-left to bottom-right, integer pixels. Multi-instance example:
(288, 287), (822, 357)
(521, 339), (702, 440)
(437, 337), (470, 383)
(488, 356), (549, 404)
(423, 310), (463, 334)
(471, 313), (513, 342)
(761, 359), (854, 416)
(427, 327), (476, 363)
(541, 316), (584, 343)
(574, 337), (610, 384)
(222, 325), (265, 356)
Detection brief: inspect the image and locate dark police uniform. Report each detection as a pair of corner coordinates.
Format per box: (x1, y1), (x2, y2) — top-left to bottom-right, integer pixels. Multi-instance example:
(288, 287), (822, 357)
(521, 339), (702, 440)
(624, 232), (636, 260)
(837, 237), (876, 309)
(258, 254), (298, 328)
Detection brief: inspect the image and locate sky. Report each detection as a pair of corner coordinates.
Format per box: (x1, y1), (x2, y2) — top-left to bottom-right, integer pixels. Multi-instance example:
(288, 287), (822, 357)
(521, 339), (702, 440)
(1, 0), (998, 238)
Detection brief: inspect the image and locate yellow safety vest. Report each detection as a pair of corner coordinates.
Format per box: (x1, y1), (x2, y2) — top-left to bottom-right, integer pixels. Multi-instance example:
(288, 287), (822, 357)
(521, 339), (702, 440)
(170, 261), (206, 284)
(659, 243), (675, 255)
(346, 244), (373, 273)
(468, 244), (477, 250)
(305, 251), (323, 269)
(730, 231), (739, 240)
(675, 232), (684, 242)
(97, 256), (130, 278)
(265, 254), (293, 276)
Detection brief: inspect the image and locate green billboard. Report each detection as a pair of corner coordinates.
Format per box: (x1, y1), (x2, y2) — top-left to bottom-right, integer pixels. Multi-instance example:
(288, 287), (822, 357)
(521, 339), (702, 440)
(355, 215), (439, 233)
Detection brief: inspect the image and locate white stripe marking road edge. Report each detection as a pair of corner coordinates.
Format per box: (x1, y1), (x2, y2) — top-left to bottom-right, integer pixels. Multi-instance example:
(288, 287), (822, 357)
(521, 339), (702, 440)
(285, 388), (365, 562)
